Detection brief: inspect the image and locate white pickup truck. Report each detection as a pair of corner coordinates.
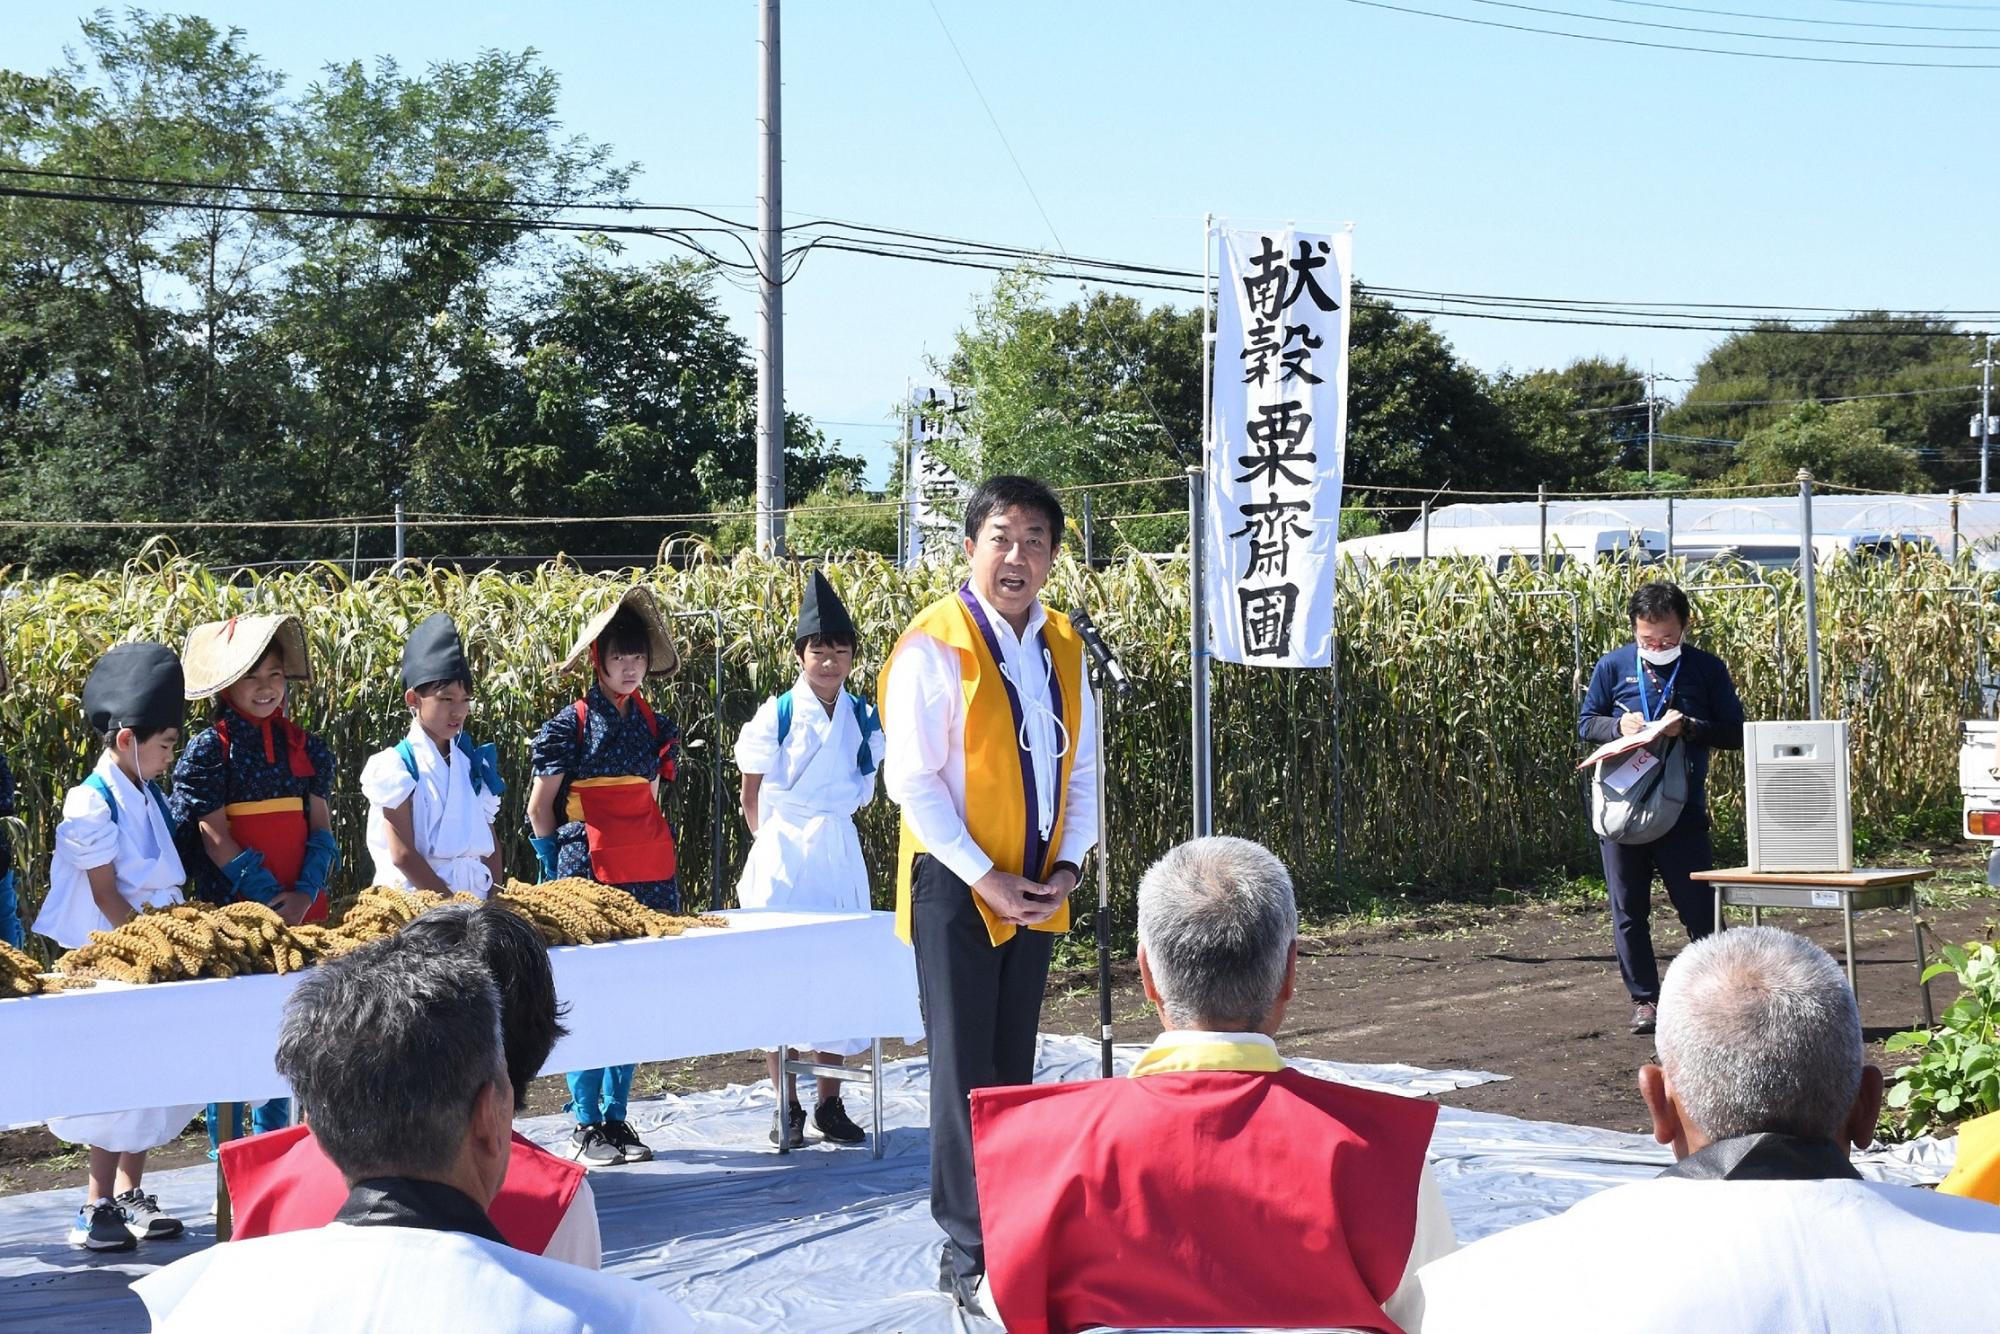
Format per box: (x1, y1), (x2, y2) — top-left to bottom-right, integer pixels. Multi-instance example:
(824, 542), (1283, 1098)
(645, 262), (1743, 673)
(1960, 720), (2000, 882)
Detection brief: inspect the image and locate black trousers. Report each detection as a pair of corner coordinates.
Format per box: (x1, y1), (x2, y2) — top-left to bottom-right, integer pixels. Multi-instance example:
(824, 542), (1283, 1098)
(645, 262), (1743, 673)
(1600, 815), (1715, 1004)
(909, 854), (1055, 1282)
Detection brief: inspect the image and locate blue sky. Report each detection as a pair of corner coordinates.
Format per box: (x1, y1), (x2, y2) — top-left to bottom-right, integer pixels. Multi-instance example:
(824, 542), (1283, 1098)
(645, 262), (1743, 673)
(11, 2), (1997, 484)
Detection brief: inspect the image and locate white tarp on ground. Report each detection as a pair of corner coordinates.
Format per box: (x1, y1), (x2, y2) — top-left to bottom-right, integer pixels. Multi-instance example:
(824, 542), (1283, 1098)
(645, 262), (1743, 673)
(0, 1035), (1952, 1332)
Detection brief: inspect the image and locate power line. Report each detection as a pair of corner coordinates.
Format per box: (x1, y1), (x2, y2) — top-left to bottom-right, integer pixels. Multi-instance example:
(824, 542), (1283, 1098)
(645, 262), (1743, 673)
(1340, 0), (2000, 65)
(1469, 0), (2000, 47)
(1607, 0), (2000, 32)
(4, 170), (1995, 337)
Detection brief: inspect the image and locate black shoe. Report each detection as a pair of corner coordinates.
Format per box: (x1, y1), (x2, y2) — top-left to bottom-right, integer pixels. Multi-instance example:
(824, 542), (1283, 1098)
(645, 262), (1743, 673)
(600, 1118), (653, 1164)
(68, 1200), (136, 1252)
(115, 1189), (183, 1241)
(568, 1123), (621, 1167)
(1631, 1002), (1658, 1034)
(812, 1097), (866, 1145)
(769, 1103), (806, 1148)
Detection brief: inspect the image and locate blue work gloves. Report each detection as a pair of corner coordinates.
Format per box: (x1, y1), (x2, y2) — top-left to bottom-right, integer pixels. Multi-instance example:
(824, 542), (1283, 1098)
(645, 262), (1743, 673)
(0, 869), (21, 950)
(222, 847), (282, 904)
(296, 828), (340, 902)
(530, 834), (561, 883)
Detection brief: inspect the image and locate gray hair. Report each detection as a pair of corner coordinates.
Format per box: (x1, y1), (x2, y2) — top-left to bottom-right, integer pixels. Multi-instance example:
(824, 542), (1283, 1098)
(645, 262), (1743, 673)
(1136, 837), (1298, 1031)
(276, 932), (506, 1181)
(1656, 926), (1862, 1143)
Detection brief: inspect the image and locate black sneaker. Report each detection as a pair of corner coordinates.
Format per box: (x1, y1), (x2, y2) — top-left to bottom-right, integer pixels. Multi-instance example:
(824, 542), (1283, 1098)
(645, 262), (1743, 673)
(115, 1189), (184, 1241)
(769, 1103), (807, 1148)
(68, 1200), (136, 1252)
(812, 1097), (866, 1145)
(1631, 1002), (1658, 1035)
(567, 1123), (621, 1167)
(600, 1118), (653, 1164)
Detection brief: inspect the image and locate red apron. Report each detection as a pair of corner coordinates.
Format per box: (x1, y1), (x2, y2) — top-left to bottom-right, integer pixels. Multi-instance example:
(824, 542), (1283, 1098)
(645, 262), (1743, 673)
(566, 778), (676, 885)
(222, 798), (327, 922)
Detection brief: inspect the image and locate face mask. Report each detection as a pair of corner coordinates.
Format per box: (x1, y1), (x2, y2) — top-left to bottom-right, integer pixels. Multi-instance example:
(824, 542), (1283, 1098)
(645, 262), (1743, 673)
(1638, 644), (1682, 667)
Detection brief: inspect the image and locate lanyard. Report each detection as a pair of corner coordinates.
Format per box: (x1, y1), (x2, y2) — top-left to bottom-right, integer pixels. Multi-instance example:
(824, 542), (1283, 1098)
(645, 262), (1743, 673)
(1636, 647), (1682, 723)
(959, 584), (1064, 875)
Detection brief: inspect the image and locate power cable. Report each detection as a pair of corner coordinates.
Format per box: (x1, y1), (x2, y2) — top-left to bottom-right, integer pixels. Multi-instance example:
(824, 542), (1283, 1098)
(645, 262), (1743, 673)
(1340, 0), (2000, 65)
(1606, 0), (2000, 31)
(1468, 0), (2000, 47)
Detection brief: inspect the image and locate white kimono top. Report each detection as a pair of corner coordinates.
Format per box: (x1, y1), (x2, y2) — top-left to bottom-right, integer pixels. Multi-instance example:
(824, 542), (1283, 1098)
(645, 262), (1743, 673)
(34, 753), (199, 1152)
(733, 675), (883, 915)
(733, 675), (887, 1056)
(360, 723), (503, 898)
(33, 752), (186, 950)
(134, 1221), (694, 1332)
(1406, 1175), (2000, 1333)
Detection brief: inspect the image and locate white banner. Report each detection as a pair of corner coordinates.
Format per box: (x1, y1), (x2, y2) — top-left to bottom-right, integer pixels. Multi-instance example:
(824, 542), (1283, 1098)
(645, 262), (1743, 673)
(902, 384), (972, 569)
(1204, 227), (1351, 667)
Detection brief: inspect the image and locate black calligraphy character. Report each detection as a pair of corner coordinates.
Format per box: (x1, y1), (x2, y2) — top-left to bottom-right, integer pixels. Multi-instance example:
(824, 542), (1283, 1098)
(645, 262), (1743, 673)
(1238, 402), (1317, 487)
(1283, 240), (1340, 314)
(1279, 323), (1324, 385)
(1229, 497), (1312, 544)
(1240, 319), (1280, 386)
(1240, 236), (1289, 320)
(1237, 584), (1300, 658)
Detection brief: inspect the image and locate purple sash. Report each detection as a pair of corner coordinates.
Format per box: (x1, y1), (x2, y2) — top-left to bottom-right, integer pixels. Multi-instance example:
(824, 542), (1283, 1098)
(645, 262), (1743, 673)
(958, 584), (1064, 880)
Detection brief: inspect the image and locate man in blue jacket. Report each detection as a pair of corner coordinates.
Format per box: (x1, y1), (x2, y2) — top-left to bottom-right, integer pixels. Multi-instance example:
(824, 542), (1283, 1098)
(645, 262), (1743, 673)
(1579, 581), (1745, 1035)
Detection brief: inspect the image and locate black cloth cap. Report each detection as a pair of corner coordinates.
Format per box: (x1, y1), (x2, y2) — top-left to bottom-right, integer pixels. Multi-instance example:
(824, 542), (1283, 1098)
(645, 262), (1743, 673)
(402, 612), (473, 690)
(795, 570), (857, 647)
(84, 643), (185, 736)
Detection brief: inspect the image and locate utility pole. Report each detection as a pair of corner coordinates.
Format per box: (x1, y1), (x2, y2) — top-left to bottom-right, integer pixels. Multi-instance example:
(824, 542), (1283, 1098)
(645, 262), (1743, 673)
(756, 0), (786, 556)
(1645, 366), (1657, 481)
(1981, 334), (1994, 496)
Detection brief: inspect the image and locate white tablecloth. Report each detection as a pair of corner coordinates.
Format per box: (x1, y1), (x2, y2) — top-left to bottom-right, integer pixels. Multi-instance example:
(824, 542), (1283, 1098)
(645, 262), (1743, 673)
(0, 910), (922, 1125)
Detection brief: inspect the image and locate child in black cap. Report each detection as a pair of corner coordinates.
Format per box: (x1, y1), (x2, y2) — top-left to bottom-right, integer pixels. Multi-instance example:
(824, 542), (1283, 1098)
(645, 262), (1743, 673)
(33, 642), (199, 1253)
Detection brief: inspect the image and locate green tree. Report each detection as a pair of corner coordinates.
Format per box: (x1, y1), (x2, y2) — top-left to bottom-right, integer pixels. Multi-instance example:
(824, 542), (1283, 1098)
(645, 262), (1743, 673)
(1726, 400), (1927, 491)
(1664, 316), (1975, 487)
(785, 472), (898, 558)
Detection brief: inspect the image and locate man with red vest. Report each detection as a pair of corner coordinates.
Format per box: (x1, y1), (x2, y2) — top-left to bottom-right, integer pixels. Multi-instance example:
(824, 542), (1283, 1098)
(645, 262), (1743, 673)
(879, 474), (1099, 1311)
(971, 837), (1455, 1334)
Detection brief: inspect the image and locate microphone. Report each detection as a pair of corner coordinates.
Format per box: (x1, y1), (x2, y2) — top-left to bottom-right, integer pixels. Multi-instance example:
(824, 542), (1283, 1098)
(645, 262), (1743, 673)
(1069, 607), (1134, 699)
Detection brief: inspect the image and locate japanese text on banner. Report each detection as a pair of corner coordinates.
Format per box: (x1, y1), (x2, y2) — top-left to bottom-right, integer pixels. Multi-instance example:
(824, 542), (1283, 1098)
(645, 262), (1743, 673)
(1204, 228), (1351, 667)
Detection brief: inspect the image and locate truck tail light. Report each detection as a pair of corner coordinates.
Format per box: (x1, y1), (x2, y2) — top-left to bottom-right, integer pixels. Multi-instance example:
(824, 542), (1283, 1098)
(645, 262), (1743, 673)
(1970, 810), (2000, 836)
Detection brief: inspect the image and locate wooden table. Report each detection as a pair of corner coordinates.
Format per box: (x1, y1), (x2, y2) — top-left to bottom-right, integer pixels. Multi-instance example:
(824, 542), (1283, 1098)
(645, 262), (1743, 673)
(1691, 867), (1936, 1025)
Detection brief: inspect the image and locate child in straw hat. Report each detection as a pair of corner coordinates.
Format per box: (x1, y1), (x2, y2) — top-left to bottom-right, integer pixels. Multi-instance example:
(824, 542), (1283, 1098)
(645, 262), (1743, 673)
(527, 585), (681, 1169)
(358, 612), (506, 899)
(170, 613), (339, 1150)
(35, 643), (200, 1253)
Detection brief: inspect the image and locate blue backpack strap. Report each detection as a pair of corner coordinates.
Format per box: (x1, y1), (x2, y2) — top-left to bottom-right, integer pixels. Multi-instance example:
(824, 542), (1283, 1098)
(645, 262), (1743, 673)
(776, 691), (793, 748)
(851, 693), (881, 775)
(83, 772), (118, 823)
(396, 739), (419, 784)
(146, 781), (173, 832)
(82, 774), (175, 832)
(456, 734), (506, 797)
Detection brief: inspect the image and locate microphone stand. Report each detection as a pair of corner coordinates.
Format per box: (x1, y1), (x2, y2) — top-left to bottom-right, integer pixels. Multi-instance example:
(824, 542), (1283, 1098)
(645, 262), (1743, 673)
(1072, 608), (1132, 1080)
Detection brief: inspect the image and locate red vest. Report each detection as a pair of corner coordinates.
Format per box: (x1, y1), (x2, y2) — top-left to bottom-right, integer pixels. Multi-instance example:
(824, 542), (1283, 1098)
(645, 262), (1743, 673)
(970, 1068), (1438, 1334)
(219, 1126), (586, 1257)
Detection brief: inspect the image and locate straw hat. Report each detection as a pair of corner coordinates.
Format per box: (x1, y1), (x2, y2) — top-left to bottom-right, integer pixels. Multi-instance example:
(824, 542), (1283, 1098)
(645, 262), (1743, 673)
(559, 585), (679, 677)
(181, 614), (311, 700)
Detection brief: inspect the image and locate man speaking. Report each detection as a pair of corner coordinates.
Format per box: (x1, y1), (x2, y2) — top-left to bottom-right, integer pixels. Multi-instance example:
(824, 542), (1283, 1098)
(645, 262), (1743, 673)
(879, 474), (1099, 1311)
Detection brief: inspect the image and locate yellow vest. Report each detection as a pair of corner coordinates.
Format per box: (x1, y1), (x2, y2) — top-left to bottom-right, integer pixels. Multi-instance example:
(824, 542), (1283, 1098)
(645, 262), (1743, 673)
(879, 590), (1085, 948)
(1938, 1109), (2000, 1206)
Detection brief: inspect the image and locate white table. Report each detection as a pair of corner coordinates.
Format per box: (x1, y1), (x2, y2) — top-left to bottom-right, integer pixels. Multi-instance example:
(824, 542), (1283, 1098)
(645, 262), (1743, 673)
(0, 910), (922, 1131)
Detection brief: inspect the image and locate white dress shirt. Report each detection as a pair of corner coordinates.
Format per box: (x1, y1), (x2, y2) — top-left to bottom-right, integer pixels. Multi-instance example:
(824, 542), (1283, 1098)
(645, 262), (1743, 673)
(883, 586), (1098, 887)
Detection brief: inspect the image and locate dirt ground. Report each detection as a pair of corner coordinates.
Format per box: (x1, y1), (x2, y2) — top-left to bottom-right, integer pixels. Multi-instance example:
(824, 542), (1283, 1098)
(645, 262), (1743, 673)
(5, 863), (1993, 1197)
